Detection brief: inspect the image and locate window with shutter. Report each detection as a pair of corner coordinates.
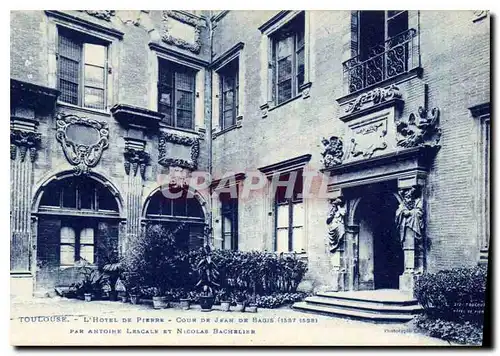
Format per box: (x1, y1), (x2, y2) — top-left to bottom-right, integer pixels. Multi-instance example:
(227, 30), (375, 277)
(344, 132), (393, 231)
(157, 59), (197, 130)
(220, 192), (238, 251)
(57, 28), (108, 110)
(218, 58), (239, 130)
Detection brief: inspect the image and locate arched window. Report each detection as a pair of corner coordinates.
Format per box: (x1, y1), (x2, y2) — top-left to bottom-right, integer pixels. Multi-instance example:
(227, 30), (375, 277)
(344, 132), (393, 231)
(146, 188), (204, 220)
(39, 176), (118, 213)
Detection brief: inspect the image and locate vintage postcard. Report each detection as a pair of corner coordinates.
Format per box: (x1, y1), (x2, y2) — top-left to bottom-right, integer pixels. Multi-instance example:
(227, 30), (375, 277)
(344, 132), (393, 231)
(9, 9), (490, 346)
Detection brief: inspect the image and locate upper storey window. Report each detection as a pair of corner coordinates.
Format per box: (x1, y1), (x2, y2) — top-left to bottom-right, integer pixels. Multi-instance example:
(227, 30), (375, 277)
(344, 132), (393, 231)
(218, 58), (239, 129)
(57, 27), (108, 110)
(270, 12), (305, 105)
(344, 10), (419, 93)
(158, 59), (196, 130)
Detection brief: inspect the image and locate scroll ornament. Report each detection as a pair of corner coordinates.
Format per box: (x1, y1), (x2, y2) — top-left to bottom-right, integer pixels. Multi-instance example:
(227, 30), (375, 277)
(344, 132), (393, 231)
(321, 136), (344, 168)
(327, 196), (347, 253)
(55, 113), (109, 175)
(10, 130), (41, 162)
(396, 107), (441, 148)
(124, 148), (150, 179)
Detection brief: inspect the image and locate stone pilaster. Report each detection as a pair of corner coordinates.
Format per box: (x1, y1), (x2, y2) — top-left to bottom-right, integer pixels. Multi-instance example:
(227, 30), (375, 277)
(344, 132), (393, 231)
(122, 141), (150, 253)
(10, 127), (41, 272)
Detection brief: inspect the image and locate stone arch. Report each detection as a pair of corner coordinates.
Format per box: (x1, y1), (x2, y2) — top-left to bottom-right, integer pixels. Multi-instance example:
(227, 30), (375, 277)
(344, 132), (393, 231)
(32, 169), (125, 218)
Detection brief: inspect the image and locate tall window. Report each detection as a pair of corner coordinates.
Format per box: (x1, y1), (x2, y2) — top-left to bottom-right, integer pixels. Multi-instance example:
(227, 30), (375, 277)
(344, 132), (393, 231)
(358, 11), (408, 60)
(57, 27), (108, 110)
(158, 60), (196, 130)
(218, 59), (239, 129)
(220, 193), (238, 250)
(270, 12), (305, 105)
(274, 171), (305, 253)
(60, 225), (95, 266)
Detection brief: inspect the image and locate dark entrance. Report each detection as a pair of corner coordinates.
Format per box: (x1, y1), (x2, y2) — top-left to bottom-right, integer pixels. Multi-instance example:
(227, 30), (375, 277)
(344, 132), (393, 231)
(353, 182), (403, 290)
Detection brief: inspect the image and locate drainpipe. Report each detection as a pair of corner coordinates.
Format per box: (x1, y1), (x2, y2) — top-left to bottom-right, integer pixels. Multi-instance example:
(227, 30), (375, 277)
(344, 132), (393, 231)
(206, 14), (214, 246)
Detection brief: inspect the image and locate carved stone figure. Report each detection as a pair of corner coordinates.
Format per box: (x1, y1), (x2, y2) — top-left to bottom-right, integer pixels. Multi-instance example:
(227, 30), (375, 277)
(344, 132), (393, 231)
(327, 196), (346, 253)
(321, 136), (344, 168)
(124, 148), (150, 179)
(395, 185), (424, 244)
(396, 107), (441, 148)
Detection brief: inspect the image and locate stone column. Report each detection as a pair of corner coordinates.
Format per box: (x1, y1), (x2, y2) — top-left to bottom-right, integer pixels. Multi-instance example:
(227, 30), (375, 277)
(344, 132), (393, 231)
(10, 126), (41, 273)
(122, 142), (150, 254)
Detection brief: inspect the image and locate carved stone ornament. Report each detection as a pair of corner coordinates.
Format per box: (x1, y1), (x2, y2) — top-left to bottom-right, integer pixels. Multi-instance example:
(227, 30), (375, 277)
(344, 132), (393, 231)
(350, 122), (388, 159)
(124, 148), (150, 179)
(55, 113), (109, 175)
(396, 107), (441, 148)
(327, 196), (346, 253)
(345, 84), (402, 114)
(10, 130), (41, 162)
(161, 11), (205, 54)
(78, 10), (116, 21)
(158, 132), (200, 170)
(395, 185), (424, 244)
(321, 136), (344, 168)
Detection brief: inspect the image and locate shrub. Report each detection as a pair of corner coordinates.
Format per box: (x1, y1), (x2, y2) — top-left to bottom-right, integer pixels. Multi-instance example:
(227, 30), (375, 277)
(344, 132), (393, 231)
(414, 265), (487, 323)
(413, 314), (483, 345)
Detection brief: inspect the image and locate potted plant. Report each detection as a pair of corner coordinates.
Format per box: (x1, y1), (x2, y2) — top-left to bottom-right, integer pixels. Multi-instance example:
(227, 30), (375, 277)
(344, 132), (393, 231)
(129, 286), (140, 305)
(118, 291), (128, 303)
(246, 294), (258, 313)
(233, 291), (247, 312)
(101, 260), (122, 302)
(152, 287), (168, 309)
(74, 259), (105, 302)
(219, 289), (231, 312)
(179, 290), (191, 310)
(196, 244), (220, 312)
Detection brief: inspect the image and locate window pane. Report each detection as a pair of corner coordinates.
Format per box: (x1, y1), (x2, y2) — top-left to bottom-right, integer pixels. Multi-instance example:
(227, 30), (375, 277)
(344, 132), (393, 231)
(293, 202), (304, 227)
(277, 79), (292, 103)
(59, 57), (79, 82)
(97, 186), (118, 211)
(296, 30), (305, 49)
(159, 88), (172, 106)
(60, 226), (76, 244)
(296, 47), (305, 89)
(40, 184), (61, 207)
(277, 204), (289, 228)
(176, 109), (193, 129)
(84, 87), (105, 109)
(223, 109), (234, 128)
(276, 228), (289, 253)
(84, 43), (106, 67)
(223, 232), (232, 250)
(80, 228), (94, 244)
(84, 65), (105, 89)
(60, 244), (75, 265)
(277, 37), (293, 59)
(79, 179), (94, 210)
(59, 34), (81, 61)
(223, 89), (234, 110)
(222, 75), (235, 91)
(292, 227), (304, 252)
(80, 245), (94, 264)
(223, 215), (232, 234)
(176, 90), (193, 110)
(277, 57), (292, 82)
(62, 182), (77, 208)
(176, 71), (195, 91)
(173, 196), (187, 216)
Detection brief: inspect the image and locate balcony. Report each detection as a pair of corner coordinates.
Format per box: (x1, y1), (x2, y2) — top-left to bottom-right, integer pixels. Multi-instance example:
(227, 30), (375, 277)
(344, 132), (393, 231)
(343, 29), (420, 94)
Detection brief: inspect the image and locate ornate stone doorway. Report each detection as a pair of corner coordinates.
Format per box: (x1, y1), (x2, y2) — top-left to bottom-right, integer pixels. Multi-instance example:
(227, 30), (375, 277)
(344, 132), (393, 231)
(352, 185), (403, 290)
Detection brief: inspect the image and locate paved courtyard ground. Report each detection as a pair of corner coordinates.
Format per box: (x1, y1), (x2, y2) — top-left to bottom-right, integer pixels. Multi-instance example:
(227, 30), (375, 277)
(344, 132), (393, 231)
(10, 296), (455, 346)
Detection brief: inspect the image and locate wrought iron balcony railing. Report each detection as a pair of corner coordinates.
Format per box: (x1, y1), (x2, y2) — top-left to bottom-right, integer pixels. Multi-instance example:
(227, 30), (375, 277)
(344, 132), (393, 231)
(343, 29), (420, 94)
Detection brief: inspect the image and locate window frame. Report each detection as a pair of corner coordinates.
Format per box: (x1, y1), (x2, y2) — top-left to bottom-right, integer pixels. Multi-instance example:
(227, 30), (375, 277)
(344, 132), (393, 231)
(60, 224), (96, 267)
(218, 59), (240, 130)
(270, 13), (305, 106)
(56, 27), (109, 110)
(220, 195), (239, 251)
(157, 59), (197, 130)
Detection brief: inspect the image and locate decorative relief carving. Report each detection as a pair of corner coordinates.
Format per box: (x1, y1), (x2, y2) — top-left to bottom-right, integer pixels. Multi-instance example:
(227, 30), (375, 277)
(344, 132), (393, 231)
(158, 132), (200, 170)
(55, 113), (109, 175)
(321, 136), (344, 168)
(396, 107), (441, 148)
(124, 148), (150, 179)
(79, 10), (115, 21)
(345, 84), (402, 114)
(327, 196), (346, 253)
(161, 10), (204, 54)
(10, 130), (41, 162)
(350, 121), (388, 159)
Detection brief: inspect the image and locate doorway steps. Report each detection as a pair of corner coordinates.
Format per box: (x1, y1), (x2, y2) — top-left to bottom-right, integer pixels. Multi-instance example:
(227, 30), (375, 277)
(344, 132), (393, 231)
(293, 289), (422, 323)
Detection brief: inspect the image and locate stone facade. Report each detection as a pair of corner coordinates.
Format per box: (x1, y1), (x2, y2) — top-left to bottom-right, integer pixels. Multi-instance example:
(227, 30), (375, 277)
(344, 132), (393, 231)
(10, 10), (490, 297)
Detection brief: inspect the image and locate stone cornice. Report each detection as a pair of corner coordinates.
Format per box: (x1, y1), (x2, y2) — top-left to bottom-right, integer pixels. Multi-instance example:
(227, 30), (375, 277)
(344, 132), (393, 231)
(11, 79), (59, 111)
(149, 42), (210, 68)
(259, 154), (312, 176)
(110, 103), (163, 130)
(45, 10), (124, 39)
(210, 42), (244, 69)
